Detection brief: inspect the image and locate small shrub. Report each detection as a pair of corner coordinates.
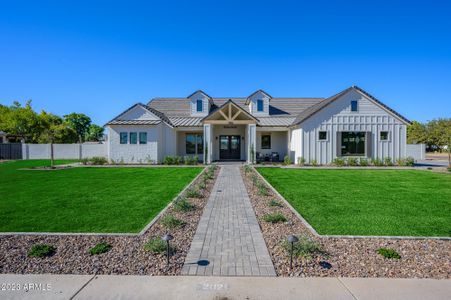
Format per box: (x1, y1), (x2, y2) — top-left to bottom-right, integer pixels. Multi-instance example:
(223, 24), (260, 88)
(91, 156), (107, 165)
(251, 174), (259, 186)
(28, 244), (56, 258)
(359, 158), (369, 166)
(384, 157), (393, 166)
(283, 155), (292, 165)
(186, 188), (202, 198)
(297, 156), (306, 166)
(281, 236), (324, 259)
(371, 158), (384, 166)
(174, 156), (184, 165)
(161, 215), (185, 229)
(263, 213), (287, 223)
(333, 158), (345, 167)
(396, 158), (406, 166)
(81, 158), (89, 165)
(198, 181), (206, 190)
(144, 237), (175, 254)
(173, 198), (195, 212)
(258, 185), (269, 196)
(163, 156), (175, 165)
(269, 199), (282, 207)
(377, 248), (401, 259)
(311, 159), (318, 167)
(448, 167), (451, 172)
(89, 242), (112, 255)
(405, 157), (415, 167)
(347, 157), (358, 166)
(244, 165), (252, 173)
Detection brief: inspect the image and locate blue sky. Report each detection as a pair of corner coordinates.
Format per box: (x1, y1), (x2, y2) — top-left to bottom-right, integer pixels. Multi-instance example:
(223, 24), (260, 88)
(1, 0), (450, 125)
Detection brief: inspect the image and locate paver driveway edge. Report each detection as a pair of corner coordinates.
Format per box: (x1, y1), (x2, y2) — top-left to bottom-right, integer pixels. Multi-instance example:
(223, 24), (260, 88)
(182, 165), (276, 276)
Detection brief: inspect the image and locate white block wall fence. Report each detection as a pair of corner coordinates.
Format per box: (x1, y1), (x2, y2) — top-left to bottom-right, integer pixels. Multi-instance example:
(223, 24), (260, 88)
(22, 144), (107, 160)
(406, 144), (426, 161)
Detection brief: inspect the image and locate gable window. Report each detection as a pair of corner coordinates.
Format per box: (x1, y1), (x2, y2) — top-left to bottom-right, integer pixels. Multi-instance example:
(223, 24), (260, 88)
(139, 132), (147, 144)
(261, 135), (271, 149)
(380, 131), (389, 141)
(341, 132), (366, 156)
(129, 132), (137, 144)
(196, 99), (203, 112)
(351, 100), (358, 112)
(318, 131), (327, 141)
(120, 132), (128, 144)
(186, 133), (203, 155)
(257, 99), (264, 112)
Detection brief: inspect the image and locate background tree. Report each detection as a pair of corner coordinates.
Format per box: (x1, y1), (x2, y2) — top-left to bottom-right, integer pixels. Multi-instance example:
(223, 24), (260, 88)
(0, 101), (40, 142)
(63, 113), (92, 143)
(37, 111), (78, 143)
(407, 121), (427, 144)
(85, 124), (104, 142)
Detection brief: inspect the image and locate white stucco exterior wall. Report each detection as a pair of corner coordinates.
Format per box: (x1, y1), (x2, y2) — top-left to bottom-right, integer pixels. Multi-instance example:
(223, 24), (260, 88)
(107, 124), (160, 163)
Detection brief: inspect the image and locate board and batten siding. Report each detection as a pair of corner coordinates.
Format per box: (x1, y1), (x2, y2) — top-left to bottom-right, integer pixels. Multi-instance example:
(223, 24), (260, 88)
(292, 89), (407, 165)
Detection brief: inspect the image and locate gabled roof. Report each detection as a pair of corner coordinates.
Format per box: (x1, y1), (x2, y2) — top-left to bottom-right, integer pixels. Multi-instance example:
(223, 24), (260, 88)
(292, 86), (411, 126)
(245, 89), (272, 104)
(105, 103), (174, 127)
(187, 90), (212, 100)
(202, 99), (259, 122)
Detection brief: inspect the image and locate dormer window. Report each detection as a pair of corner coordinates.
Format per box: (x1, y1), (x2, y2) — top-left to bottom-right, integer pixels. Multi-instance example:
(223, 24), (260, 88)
(196, 99), (203, 112)
(257, 99), (264, 112)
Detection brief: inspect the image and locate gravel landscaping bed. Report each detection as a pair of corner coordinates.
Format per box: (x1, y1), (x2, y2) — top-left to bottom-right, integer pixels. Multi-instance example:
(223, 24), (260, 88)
(241, 166), (451, 279)
(0, 166), (219, 276)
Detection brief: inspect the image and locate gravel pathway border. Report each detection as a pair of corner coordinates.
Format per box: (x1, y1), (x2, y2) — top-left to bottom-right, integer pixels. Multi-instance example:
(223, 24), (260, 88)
(241, 166), (451, 278)
(0, 166), (220, 275)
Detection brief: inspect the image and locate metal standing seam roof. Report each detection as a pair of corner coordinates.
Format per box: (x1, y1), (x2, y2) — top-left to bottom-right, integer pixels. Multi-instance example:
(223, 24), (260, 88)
(258, 117), (297, 127)
(168, 117), (203, 127)
(107, 120), (161, 125)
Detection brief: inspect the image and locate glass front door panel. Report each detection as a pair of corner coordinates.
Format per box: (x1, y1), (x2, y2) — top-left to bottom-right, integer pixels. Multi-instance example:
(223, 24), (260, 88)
(219, 135), (241, 160)
(341, 132), (366, 156)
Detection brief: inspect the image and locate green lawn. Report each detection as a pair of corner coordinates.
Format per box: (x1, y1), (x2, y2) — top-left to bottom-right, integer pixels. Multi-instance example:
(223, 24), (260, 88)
(0, 160), (202, 233)
(257, 168), (451, 237)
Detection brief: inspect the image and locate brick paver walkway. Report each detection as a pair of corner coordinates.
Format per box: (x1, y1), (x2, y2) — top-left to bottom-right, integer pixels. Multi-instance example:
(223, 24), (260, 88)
(181, 165), (276, 276)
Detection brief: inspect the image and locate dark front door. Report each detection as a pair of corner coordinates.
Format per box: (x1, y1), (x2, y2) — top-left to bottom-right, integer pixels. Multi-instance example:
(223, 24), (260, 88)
(219, 135), (241, 160)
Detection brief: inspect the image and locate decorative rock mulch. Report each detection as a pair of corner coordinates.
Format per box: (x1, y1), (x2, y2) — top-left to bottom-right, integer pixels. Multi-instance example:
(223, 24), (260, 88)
(0, 166), (220, 276)
(241, 167), (451, 279)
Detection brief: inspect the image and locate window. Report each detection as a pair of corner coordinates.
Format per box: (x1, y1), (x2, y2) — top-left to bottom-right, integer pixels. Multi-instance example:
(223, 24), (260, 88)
(351, 100), (358, 112)
(186, 133), (203, 155)
(261, 135), (271, 149)
(380, 131), (389, 141)
(341, 132), (366, 156)
(318, 131), (327, 141)
(196, 99), (203, 112)
(257, 99), (264, 112)
(120, 132), (128, 144)
(139, 132), (147, 144)
(129, 132), (137, 144)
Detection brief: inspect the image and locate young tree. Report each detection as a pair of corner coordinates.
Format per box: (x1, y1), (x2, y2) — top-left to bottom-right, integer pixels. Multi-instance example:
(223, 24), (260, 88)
(63, 113), (92, 143)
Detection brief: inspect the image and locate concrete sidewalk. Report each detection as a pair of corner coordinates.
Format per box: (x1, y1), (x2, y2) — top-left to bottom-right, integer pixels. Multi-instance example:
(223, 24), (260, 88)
(0, 274), (450, 300)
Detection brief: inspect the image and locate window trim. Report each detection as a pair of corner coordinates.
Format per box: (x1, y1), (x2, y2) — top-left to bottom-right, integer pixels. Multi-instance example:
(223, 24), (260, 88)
(119, 132), (128, 144)
(341, 131), (366, 156)
(379, 130), (390, 142)
(139, 132), (147, 144)
(351, 100), (358, 112)
(318, 131), (328, 141)
(196, 99), (203, 112)
(186, 133), (203, 155)
(256, 99), (264, 112)
(261, 134), (271, 149)
(129, 132), (138, 144)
